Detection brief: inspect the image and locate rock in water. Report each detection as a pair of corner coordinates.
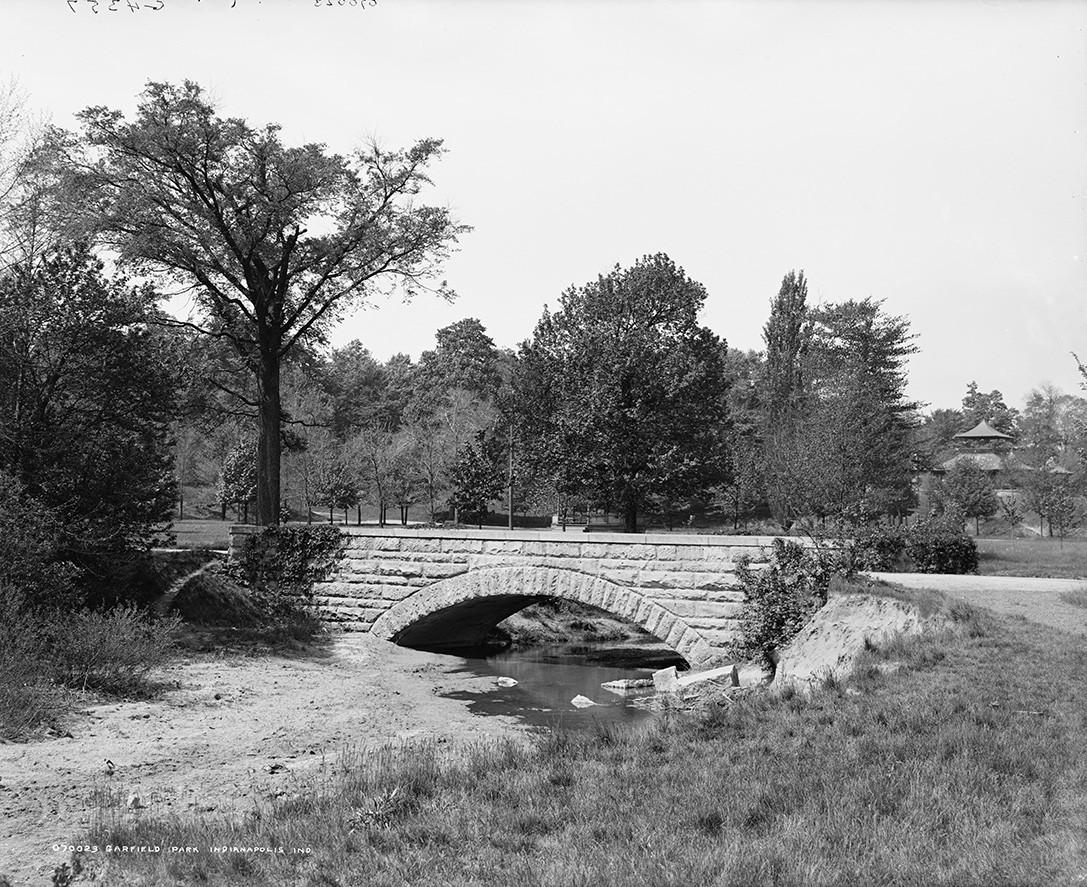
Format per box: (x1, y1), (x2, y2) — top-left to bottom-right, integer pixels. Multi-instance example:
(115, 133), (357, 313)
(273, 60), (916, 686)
(652, 666), (679, 692)
(601, 678), (653, 696)
(570, 695), (597, 708)
(653, 664), (740, 693)
(602, 678), (652, 689)
(495, 677), (518, 688)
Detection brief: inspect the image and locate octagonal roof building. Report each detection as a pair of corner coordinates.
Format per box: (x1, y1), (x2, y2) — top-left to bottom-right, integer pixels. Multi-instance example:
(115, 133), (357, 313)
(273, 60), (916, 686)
(952, 419), (1014, 442)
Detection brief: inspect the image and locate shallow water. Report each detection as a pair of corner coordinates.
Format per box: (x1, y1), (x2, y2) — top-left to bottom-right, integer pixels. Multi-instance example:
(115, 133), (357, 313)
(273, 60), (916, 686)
(438, 643), (685, 730)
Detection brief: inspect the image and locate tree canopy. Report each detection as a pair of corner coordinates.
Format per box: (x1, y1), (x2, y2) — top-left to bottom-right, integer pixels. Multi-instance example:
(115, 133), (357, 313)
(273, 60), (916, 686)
(759, 283), (919, 528)
(961, 382), (1019, 438)
(514, 254), (729, 531)
(0, 246), (178, 604)
(60, 80), (466, 524)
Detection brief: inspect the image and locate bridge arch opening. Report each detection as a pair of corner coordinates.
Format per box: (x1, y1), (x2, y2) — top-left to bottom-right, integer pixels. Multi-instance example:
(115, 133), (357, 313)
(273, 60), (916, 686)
(369, 566), (715, 668)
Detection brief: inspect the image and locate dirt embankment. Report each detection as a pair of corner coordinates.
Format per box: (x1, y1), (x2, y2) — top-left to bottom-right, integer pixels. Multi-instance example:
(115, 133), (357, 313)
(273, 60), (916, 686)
(772, 591), (941, 686)
(0, 637), (528, 886)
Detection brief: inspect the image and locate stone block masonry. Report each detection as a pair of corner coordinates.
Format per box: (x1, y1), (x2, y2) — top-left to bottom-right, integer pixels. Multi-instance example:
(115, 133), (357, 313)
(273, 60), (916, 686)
(229, 526), (788, 668)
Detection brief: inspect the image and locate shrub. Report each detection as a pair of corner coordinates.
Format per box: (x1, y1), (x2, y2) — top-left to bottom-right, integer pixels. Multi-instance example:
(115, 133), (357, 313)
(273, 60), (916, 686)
(46, 606), (181, 695)
(847, 523), (908, 572)
(735, 538), (833, 671)
(228, 525), (343, 617)
(904, 514), (979, 574)
(836, 516), (978, 576)
(0, 471), (81, 612)
(0, 603), (62, 740)
(0, 602), (179, 738)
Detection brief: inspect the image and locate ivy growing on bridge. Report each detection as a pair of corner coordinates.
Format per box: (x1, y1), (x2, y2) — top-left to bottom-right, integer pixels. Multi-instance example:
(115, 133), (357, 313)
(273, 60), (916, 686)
(229, 526), (344, 615)
(734, 538), (833, 673)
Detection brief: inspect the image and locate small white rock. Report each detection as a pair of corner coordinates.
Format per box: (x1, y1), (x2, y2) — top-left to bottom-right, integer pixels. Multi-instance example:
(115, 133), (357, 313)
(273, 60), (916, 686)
(570, 695), (597, 708)
(495, 677), (518, 688)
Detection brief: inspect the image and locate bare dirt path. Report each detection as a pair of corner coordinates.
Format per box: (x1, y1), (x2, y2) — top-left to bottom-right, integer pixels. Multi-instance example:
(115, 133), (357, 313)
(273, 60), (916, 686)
(867, 572), (1087, 635)
(0, 637), (527, 886)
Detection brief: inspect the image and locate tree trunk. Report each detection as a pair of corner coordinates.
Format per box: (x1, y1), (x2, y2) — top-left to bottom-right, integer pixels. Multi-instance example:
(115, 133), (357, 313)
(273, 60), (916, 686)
(255, 337), (282, 526)
(357, 504), (361, 526)
(623, 496), (638, 533)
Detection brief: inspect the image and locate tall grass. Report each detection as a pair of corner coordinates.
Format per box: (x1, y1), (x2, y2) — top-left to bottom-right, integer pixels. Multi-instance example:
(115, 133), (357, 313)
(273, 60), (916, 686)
(82, 602), (1087, 886)
(0, 605), (180, 741)
(0, 606), (66, 739)
(1060, 589), (1087, 610)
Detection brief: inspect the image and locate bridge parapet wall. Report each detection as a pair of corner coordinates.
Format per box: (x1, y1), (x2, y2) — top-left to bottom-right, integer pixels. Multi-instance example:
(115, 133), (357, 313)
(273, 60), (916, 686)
(229, 526), (790, 663)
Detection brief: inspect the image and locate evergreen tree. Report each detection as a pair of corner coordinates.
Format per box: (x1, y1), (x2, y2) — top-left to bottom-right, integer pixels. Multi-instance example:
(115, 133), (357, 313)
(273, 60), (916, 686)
(762, 270), (810, 418)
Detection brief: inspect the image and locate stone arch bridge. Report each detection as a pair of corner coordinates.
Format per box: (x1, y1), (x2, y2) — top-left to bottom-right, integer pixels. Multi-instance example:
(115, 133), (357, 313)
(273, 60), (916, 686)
(230, 527), (785, 668)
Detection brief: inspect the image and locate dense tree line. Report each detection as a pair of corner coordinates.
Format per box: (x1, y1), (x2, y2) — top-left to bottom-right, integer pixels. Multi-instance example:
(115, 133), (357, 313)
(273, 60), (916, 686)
(914, 377), (1087, 537)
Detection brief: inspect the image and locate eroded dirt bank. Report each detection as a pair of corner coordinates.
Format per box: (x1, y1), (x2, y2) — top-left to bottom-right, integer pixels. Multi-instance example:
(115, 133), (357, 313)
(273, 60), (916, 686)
(0, 637), (528, 886)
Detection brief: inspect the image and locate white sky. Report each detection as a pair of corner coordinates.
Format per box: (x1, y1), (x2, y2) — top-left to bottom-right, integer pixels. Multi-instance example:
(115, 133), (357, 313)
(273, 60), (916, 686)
(3, 0), (1086, 412)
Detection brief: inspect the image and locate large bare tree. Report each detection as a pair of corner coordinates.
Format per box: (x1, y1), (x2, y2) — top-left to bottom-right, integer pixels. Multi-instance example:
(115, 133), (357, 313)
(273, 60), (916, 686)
(60, 80), (466, 524)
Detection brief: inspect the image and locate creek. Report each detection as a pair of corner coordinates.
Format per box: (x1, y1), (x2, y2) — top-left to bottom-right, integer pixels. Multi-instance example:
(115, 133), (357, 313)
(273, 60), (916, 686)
(436, 641), (686, 730)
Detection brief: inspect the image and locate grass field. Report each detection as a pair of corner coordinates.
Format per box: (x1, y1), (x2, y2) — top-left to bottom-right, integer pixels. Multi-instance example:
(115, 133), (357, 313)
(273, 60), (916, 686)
(1061, 589), (1087, 610)
(80, 589), (1087, 887)
(167, 519), (234, 550)
(976, 536), (1087, 579)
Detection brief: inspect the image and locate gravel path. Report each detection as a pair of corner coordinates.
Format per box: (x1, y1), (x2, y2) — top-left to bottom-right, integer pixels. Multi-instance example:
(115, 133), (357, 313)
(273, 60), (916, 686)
(866, 572), (1087, 635)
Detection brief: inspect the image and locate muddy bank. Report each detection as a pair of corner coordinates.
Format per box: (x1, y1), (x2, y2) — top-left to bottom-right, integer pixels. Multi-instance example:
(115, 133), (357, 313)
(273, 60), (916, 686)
(0, 636), (529, 886)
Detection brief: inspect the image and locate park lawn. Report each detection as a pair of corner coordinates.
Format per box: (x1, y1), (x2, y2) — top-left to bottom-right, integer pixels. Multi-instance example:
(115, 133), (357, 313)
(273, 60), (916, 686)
(167, 519), (234, 551)
(83, 595), (1087, 887)
(976, 536), (1087, 579)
